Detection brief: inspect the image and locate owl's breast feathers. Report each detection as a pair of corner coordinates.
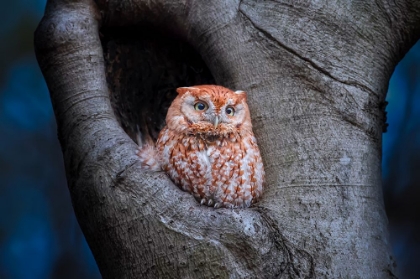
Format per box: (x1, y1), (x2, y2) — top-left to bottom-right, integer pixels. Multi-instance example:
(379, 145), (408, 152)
(155, 127), (264, 208)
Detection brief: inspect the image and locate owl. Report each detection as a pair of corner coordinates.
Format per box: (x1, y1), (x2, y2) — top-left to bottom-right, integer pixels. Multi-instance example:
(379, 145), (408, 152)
(137, 85), (264, 208)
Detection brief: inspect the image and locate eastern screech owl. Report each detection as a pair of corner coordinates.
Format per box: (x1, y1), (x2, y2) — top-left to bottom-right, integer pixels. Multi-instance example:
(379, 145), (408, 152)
(137, 85), (264, 208)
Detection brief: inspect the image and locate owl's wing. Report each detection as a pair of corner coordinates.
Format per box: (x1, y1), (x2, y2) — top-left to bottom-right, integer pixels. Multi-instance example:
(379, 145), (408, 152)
(136, 144), (162, 171)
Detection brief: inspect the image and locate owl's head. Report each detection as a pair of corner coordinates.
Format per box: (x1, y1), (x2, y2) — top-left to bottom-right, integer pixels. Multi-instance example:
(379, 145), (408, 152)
(166, 85), (253, 135)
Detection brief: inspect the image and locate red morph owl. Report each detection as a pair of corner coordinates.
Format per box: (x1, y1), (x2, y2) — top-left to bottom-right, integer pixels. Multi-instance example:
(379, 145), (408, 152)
(137, 85), (264, 208)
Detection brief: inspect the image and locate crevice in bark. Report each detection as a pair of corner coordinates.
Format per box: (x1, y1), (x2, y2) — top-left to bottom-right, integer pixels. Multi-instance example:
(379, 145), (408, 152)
(257, 207), (315, 278)
(100, 26), (215, 142)
(238, 5), (380, 98)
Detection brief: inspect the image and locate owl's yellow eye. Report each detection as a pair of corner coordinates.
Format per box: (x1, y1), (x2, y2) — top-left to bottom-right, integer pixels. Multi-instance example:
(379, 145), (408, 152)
(225, 106), (235, 116)
(194, 102), (208, 111)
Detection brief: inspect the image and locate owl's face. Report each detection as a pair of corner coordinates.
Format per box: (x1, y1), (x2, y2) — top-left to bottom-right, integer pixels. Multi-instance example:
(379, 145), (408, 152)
(166, 85), (253, 135)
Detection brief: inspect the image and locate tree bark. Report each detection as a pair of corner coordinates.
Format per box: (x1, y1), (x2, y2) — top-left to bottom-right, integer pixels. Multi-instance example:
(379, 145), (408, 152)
(34, 0), (420, 278)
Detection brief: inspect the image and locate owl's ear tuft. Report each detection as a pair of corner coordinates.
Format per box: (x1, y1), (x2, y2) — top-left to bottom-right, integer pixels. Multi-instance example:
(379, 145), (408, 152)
(176, 87), (200, 95)
(234, 90), (247, 100)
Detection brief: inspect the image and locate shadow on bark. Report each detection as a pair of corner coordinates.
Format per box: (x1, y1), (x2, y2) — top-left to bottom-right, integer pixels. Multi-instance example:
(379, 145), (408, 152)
(101, 26), (215, 141)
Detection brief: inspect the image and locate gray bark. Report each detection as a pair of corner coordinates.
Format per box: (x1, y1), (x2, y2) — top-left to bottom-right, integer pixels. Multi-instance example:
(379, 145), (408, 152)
(34, 0), (420, 278)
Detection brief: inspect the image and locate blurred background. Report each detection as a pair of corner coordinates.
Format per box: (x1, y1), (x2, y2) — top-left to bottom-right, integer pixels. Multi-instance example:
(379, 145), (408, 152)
(0, 1), (418, 278)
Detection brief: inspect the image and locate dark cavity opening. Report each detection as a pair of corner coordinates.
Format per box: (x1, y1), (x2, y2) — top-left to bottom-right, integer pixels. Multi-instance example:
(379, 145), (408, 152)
(100, 27), (215, 142)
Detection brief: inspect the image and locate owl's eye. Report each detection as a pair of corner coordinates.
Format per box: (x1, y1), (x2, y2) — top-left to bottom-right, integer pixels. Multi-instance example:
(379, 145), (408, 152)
(194, 102), (208, 111)
(225, 106), (235, 116)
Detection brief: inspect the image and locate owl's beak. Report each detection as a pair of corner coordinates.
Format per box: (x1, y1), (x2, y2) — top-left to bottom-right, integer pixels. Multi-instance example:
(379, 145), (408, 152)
(213, 116), (219, 128)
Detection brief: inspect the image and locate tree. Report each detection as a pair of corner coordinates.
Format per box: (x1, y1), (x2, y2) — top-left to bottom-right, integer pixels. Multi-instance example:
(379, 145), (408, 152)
(34, 0), (420, 278)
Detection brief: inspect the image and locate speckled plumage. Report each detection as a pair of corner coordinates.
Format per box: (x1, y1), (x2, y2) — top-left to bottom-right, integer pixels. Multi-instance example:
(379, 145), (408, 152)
(137, 85), (264, 208)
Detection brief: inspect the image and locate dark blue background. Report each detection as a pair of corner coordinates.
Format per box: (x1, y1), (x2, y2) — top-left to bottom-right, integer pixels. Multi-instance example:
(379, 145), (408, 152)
(0, 1), (418, 278)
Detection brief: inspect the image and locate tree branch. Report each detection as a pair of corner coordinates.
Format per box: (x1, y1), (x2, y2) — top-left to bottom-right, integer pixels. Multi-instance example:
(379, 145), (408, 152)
(35, 0), (305, 277)
(35, 0), (420, 277)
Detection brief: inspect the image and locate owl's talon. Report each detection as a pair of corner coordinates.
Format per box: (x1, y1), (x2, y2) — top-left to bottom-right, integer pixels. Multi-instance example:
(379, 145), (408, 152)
(207, 199), (214, 206)
(214, 203), (221, 209)
(200, 199), (206, 205)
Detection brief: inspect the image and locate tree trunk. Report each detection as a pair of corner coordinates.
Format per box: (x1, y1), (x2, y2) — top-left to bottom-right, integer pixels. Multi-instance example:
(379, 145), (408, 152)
(34, 0), (420, 278)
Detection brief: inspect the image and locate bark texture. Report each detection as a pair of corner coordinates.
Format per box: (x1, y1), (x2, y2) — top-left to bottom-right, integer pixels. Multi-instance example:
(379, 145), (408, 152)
(35, 0), (420, 278)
